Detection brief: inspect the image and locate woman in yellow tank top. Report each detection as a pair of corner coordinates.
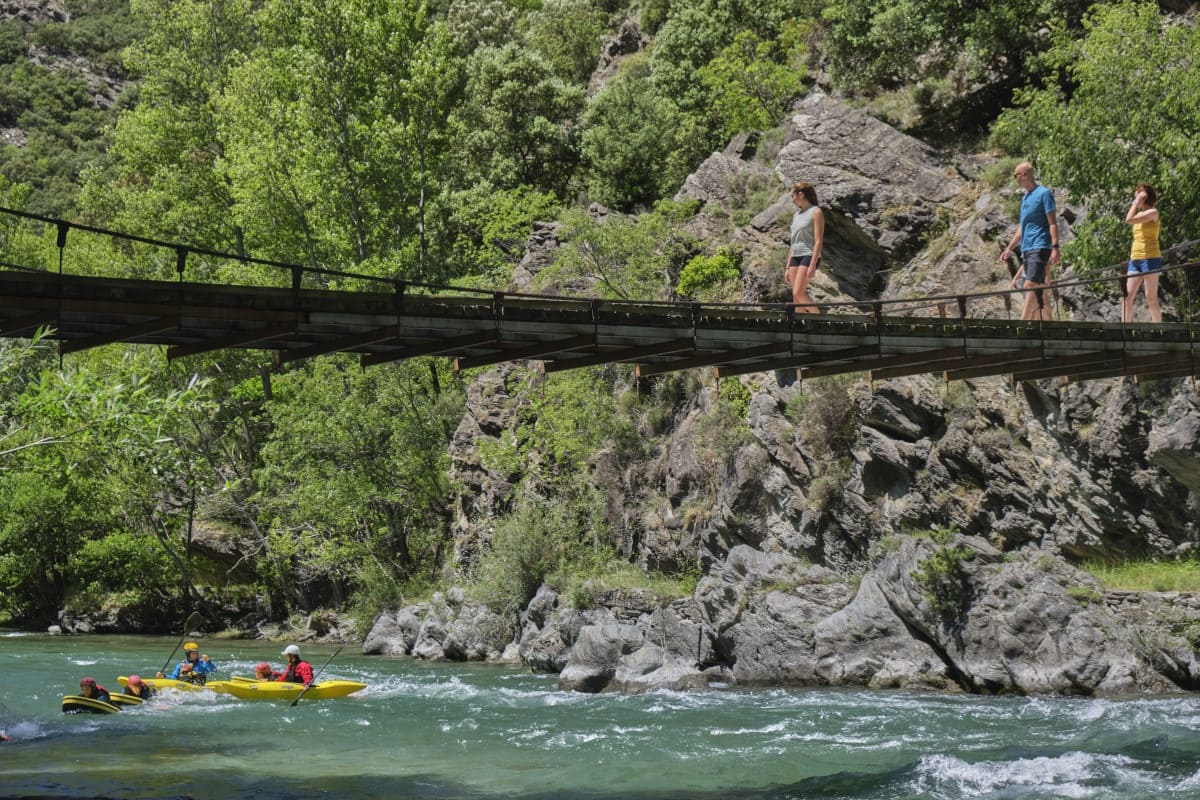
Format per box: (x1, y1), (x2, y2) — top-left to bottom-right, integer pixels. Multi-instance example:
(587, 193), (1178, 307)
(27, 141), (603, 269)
(1122, 183), (1161, 323)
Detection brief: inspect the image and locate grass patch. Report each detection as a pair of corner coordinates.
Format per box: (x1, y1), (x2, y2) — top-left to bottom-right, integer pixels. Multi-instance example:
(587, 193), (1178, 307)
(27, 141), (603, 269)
(1081, 560), (1200, 592)
(556, 560), (699, 609)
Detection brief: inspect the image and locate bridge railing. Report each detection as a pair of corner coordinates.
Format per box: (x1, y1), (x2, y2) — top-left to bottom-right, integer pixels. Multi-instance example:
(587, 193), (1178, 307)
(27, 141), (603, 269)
(2, 204), (1199, 328)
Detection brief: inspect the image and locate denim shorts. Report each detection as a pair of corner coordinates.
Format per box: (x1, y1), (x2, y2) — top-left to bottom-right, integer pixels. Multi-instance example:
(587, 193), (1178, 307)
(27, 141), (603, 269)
(1128, 257), (1163, 275)
(1021, 249), (1051, 283)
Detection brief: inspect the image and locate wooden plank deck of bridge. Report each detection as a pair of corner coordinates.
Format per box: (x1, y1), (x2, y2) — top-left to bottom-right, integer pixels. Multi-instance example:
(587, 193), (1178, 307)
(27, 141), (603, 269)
(0, 269), (1194, 384)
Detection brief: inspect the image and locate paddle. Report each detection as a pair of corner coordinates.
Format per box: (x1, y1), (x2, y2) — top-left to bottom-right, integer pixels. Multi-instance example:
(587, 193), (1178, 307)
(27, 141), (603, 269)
(157, 611), (203, 678)
(289, 645), (344, 707)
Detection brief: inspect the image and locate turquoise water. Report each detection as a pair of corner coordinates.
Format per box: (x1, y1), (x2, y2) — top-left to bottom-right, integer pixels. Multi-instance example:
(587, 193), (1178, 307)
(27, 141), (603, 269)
(2, 632), (1200, 799)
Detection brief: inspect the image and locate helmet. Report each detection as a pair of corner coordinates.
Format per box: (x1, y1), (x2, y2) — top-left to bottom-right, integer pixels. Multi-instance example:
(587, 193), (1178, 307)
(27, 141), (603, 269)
(128, 675), (143, 686)
(282, 645), (301, 657)
(255, 661), (271, 674)
(183, 642), (199, 652)
(80, 677), (96, 688)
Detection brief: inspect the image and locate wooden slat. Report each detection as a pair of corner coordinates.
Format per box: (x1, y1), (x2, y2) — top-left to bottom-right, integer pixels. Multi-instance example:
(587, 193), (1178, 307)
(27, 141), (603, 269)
(635, 341), (792, 378)
(942, 349), (1045, 381)
(361, 331), (501, 368)
(454, 334), (597, 371)
(801, 346), (964, 380)
(1010, 352), (1122, 382)
(715, 344), (881, 378)
(58, 316), (179, 355)
(275, 325), (398, 366)
(168, 322), (296, 361)
(540, 337), (695, 374)
(1065, 352), (1194, 383)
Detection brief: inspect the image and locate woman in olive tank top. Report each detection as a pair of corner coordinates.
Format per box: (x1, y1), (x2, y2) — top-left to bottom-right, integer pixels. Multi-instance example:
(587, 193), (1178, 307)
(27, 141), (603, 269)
(786, 181), (825, 313)
(1122, 183), (1162, 323)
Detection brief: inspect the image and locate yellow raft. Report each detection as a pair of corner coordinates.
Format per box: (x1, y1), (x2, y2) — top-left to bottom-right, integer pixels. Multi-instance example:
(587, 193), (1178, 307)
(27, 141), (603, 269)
(220, 675), (366, 701)
(117, 675), (231, 693)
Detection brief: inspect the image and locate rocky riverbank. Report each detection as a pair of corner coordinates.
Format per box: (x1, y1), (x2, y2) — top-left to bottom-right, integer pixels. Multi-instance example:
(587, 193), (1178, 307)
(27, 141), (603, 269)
(364, 89), (1200, 695)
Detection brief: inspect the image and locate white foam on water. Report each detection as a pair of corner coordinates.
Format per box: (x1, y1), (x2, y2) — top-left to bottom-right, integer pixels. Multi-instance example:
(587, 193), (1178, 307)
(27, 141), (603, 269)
(911, 751), (1159, 798)
(69, 659), (98, 666)
(1176, 767), (1200, 790)
(707, 720), (790, 736)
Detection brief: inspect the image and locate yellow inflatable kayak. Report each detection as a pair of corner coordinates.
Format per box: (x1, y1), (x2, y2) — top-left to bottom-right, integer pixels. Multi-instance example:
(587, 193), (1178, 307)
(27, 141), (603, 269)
(118, 675), (232, 693)
(220, 676), (366, 701)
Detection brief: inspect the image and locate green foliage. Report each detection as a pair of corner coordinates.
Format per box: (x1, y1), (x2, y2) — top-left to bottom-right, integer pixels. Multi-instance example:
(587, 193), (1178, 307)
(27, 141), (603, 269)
(676, 245), (742, 300)
(819, 0), (1094, 140)
(67, 530), (175, 604)
(580, 52), (704, 210)
(539, 199), (699, 299)
(255, 357), (464, 607)
(452, 42), (583, 197)
(32, 0), (142, 69)
(444, 0), (518, 55)
(476, 367), (633, 487)
(444, 184), (560, 285)
(470, 501), (595, 614)
(694, 383), (755, 472)
(0, 60), (118, 216)
(523, 0), (611, 85)
(717, 377), (752, 420)
(698, 25), (807, 139)
(559, 557), (698, 609)
(0, 19), (25, 65)
(992, 2), (1200, 271)
(786, 374), (859, 457)
(913, 539), (975, 618)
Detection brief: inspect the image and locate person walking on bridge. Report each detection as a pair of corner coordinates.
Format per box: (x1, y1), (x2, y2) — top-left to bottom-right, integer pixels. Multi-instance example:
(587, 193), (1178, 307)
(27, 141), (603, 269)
(786, 181), (825, 314)
(1000, 162), (1060, 321)
(1122, 183), (1162, 323)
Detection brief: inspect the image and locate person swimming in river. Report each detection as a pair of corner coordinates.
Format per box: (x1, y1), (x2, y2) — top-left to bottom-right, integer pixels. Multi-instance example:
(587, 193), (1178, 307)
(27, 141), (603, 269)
(123, 674), (155, 699)
(78, 677), (112, 703)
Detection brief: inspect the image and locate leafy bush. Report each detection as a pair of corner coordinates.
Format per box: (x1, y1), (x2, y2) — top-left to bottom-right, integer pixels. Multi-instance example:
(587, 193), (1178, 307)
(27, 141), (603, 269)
(914, 540), (975, 618)
(676, 245), (742, 299)
(786, 374), (860, 457)
(470, 502), (593, 614)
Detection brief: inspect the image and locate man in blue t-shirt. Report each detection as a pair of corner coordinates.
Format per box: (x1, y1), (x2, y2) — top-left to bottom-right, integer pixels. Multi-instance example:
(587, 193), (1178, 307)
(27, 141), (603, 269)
(1000, 162), (1060, 321)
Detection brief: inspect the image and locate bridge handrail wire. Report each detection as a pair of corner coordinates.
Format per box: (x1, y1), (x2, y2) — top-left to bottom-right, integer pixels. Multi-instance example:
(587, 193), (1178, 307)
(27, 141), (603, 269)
(3, 205), (1200, 322)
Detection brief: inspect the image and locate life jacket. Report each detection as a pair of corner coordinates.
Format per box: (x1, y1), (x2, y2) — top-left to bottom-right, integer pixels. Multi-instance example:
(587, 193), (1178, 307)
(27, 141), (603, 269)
(282, 660), (312, 685)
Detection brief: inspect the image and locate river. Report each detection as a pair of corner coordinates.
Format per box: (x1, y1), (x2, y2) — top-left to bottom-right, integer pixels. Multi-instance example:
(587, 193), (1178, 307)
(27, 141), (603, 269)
(1, 632), (1199, 799)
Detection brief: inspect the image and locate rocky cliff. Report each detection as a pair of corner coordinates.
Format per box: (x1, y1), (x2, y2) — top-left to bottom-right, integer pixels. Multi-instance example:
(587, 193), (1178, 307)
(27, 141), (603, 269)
(364, 90), (1200, 695)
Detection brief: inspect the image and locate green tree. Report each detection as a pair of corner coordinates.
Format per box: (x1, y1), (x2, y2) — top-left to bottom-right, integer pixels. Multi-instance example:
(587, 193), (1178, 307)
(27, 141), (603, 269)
(699, 26), (806, 138)
(580, 53), (702, 210)
(822, 0), (1091, 131)
(523, 0), (611, 85)
(992, 2), (1200, 270)
(217, 0), (460, 280)
(538, 199), (699, 300)
(254, 357), (463, 611)
(450, 43), (584, 197)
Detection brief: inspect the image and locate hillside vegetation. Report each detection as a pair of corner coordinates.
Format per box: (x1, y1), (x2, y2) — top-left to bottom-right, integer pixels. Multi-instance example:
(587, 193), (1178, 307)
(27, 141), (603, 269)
(0, 0), (1198, 633)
